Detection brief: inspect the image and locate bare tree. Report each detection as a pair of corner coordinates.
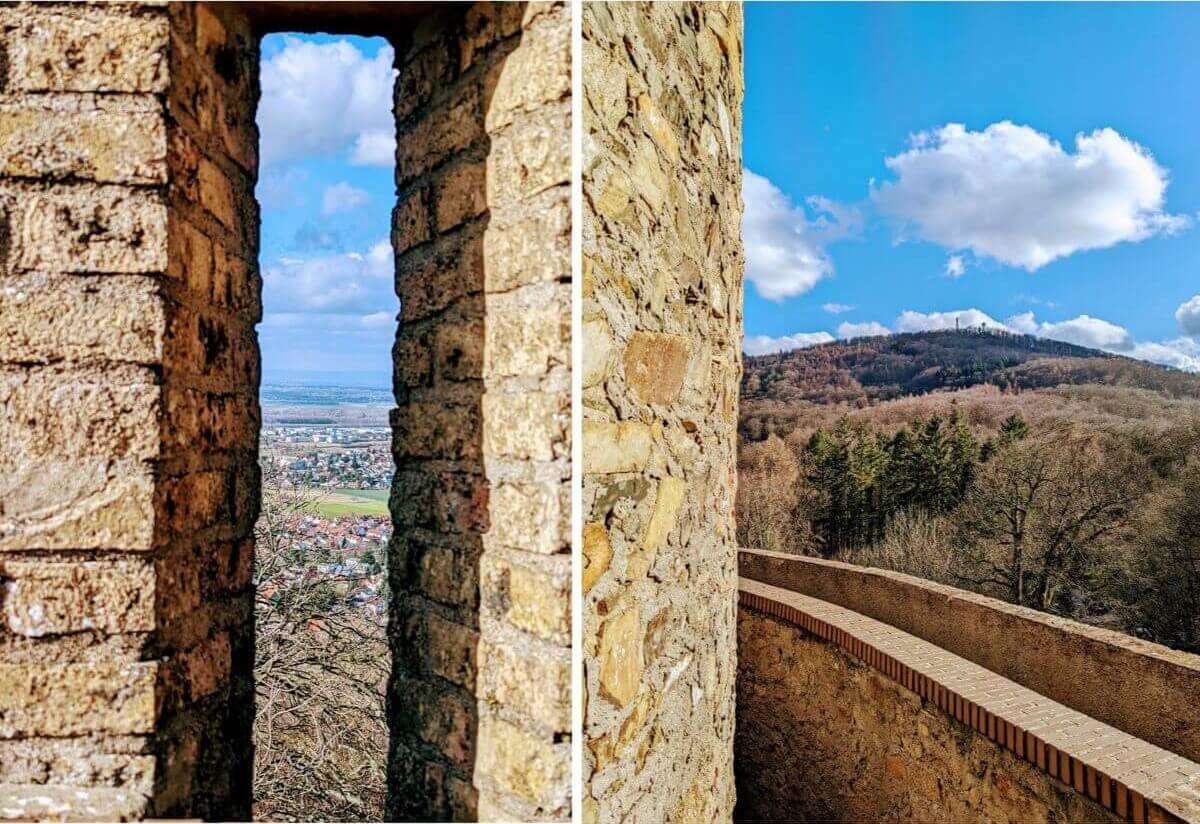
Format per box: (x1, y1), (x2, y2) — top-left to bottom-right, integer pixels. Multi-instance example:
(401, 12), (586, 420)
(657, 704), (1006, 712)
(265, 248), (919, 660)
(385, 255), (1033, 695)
(253, 466), (390, 822)
(952, 426), (1143, 613)
(736, 434), (810, 554)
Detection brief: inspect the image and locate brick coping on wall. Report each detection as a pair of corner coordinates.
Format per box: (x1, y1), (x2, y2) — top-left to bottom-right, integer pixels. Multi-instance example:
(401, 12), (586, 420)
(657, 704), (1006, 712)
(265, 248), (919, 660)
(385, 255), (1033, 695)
(739, 548), (1200, 768)
(739, 578), (1200, 824)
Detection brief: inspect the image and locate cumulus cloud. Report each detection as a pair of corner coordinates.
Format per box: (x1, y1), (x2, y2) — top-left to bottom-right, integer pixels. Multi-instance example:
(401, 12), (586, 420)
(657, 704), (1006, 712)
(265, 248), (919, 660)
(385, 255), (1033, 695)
(743, 331), (835, 356)
(873, 122), (1189, 270)
(321, 182), (370, 216)
(822, 303), (856, 314)
(896, 308), (1008, 333)
(1177, 295), (1200, 336)
(837, 321), (891, 339)
(743, 170), (862, 301)
(263, 240), (394, 316)
(944, 255), (966, 277)
(1129, 338), (1200, 372)
(258, 37), (397, 167)
(1006, 312), (1133, 350)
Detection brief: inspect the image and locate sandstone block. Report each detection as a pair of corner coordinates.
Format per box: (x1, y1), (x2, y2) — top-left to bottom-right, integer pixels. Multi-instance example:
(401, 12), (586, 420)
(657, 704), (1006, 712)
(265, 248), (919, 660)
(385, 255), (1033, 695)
(623, 332), (691, 405)
(598, 604), (643, 708)
(434, 318), (485, 381)
(397, 229), (485, 323)
(488, 482), (567, 555)
(483, 391), (569, 462)
(435, 160), (488, 233)
(628, 476), (686, 579)
(484, 291), (569, 378)
(581, 317), (612, 389)
(476, 714), (570, 811)
(484, 5), (571, 132)
(0, 101), (165, 184)
(483, 193), (569, 293)
(11, 186), (167, 274)
(478, 639), (571, 730)
(416, 542), (480, 610)
(0, 458), (154, 551)
(416, 685), (475, 767)
(0, 662), (157, 736)
(6, 8), (168, 92)
(486, 104), (570, 209)
(582, 522), (613, 593)
(0, 274), (165, 365)
(394, 187), (434, 254)
(425, 613), (479, 689)
(583, 420), (653, 475)
(392, 402), (482, 462)
(0, 560), (155, 637)
(483, 554), (569, 644)
(396, 84), (484, 188)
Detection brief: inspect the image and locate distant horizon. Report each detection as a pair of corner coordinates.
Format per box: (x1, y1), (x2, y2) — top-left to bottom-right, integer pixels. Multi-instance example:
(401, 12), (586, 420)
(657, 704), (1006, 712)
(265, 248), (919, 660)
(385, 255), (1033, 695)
(261, 369), (392, 391)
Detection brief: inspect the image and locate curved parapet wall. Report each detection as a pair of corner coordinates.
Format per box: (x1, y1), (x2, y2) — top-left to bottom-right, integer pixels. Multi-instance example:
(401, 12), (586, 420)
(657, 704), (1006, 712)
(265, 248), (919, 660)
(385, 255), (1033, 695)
(736, 577), (1200, 824)
(739, 548), (1200, 766)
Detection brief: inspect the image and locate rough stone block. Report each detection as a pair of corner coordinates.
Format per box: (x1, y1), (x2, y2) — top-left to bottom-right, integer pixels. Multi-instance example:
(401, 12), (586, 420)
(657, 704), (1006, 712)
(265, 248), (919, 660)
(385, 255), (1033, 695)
(435, 160), (488, 233)
(478, 639), (570, 731)
(484, 5), (571, 132)
(582, 421), (653, 475)
(582, 522), (612, 593)
(395, 83), (484, 188)
(0, 274), (165, 365)
(394, 186), (434, 254)
(483, 192), (569, 293)
(0, 560), (155, 637)
(486, 104), (570, 209)
(484, 289), (569, 378)
(5, 8), (168, 92)
(476, 714), (570, 812)
(488, 482), (567, 555)
(0, 457), (154, 551)
(392, 402), (483, 462)
(0, 100), (165, 184)
(425, 613), (479, 689)
(483, 391), (569, 462)
(10, 186), (167, 274)
(598, 604), (642, 708)
(0, 662), (157, 736)
(482, 554), (569, 645)
(623, 332), (691, 405)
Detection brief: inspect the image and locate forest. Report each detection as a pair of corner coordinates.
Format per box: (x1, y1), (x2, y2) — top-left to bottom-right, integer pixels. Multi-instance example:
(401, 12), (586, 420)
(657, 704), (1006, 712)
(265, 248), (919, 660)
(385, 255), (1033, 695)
(737, 331), (1200, 653)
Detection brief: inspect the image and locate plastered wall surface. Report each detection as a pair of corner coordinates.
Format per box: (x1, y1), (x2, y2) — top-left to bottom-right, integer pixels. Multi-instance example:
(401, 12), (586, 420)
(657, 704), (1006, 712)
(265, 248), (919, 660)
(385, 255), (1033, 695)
(581, 3), (745, 822)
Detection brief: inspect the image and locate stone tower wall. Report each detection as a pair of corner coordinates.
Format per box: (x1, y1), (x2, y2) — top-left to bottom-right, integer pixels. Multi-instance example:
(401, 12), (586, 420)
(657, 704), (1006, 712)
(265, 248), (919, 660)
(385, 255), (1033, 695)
(386, 3), (572, 821)
(0, 2), (260, 818)
(581, 4), (745, 822)
(0, 2), (572, 821)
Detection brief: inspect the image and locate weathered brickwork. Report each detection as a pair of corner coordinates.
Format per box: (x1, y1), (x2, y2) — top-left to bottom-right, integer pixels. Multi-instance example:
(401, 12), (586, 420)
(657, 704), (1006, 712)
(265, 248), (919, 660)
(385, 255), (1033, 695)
(582, 4), (744, 823)
(2, 2), (571, 821)
(0, 2), (259, 819)
(387, 3), (572, 821)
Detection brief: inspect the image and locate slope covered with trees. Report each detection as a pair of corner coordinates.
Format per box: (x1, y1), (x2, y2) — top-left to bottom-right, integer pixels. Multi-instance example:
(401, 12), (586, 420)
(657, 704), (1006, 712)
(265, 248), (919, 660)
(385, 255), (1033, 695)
(737, 330), (1200, 653)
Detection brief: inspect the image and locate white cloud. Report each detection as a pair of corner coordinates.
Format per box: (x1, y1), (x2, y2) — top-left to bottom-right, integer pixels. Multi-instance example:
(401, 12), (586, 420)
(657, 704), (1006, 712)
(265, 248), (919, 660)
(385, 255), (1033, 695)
(262, 240), (394, 315)
(837, 321), (891, 339)
(321, 182), (370, 217)
(944, 255), (966, 277)
(258, 37), (396, 167)
(1177, 295), (1200, 336)
(822, 303), (856, 314)
(1129, 338), (1200, 372)
(743, 170), (861, 301)
(896, 308), (1009, 333)
(873, 122), (1189, 270)
(1006, 312), (1133, 351)
(744, 331), (835, 356)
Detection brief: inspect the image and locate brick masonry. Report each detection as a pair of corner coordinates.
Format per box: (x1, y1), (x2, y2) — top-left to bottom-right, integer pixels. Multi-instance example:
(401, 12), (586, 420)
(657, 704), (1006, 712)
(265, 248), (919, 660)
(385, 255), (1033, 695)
(737, 579), (1200, 824)
(581, 3), (745, 823)
(0, 2), (571, 822)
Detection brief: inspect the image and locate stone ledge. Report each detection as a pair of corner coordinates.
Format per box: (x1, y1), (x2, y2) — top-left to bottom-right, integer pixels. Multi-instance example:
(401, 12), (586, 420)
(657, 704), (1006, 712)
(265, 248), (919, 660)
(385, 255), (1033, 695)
(0, 782), (148, 822)
(740, 577), (1200, 824)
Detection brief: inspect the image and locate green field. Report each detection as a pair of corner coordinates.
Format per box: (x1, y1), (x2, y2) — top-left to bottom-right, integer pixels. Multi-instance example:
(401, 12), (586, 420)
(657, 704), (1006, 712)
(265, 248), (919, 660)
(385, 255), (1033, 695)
(304, 488), (390, 517)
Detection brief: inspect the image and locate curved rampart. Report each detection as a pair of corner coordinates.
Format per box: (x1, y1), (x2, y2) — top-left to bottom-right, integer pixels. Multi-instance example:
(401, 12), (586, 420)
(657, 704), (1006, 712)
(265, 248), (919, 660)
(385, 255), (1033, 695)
(739, 548), (1200, 766)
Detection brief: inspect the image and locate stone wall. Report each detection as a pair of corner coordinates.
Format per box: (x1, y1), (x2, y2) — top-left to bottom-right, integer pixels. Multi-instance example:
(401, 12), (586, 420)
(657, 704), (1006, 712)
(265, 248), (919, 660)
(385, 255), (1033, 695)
(736, 607), (1124, 824)
(0, 2), (260, 819)
(581, 4), (744, 822)
(0, 2), (572, 821)
(387, 2), (572, 821)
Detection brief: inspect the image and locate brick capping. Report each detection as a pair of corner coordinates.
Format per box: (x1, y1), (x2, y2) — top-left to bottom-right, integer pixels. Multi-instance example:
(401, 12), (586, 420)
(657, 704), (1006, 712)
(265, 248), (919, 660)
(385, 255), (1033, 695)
(739, 547), (1200, 766)
(739, 577), (1200, 824)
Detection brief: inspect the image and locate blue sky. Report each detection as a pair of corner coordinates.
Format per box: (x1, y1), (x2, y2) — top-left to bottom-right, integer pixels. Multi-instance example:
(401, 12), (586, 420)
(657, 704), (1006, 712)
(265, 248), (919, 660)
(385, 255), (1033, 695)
(256, 33), (397, 386)
(743, 3), (1200, 370)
